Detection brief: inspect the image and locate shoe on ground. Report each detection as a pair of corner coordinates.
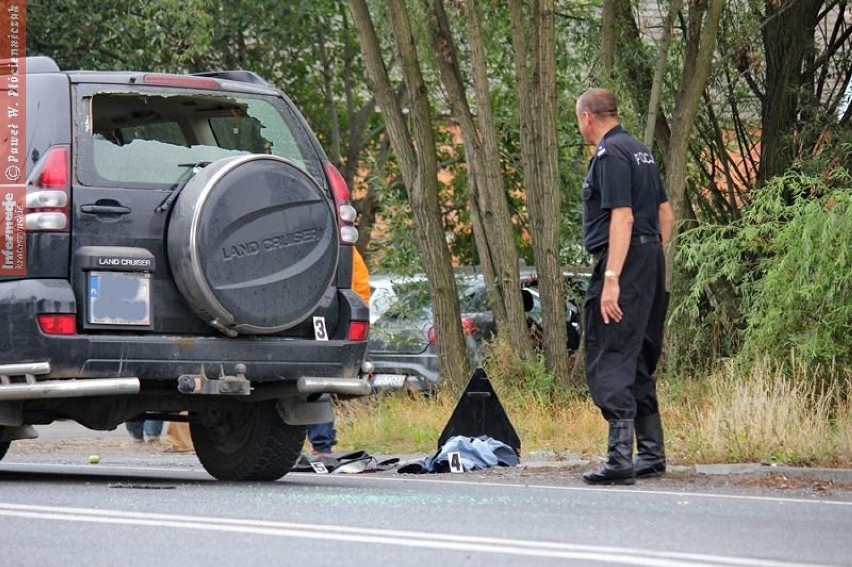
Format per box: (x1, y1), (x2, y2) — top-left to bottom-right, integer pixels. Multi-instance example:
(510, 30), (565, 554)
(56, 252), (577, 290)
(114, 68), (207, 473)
(582, 466), (636, 486)
(635, 460), (666, 478)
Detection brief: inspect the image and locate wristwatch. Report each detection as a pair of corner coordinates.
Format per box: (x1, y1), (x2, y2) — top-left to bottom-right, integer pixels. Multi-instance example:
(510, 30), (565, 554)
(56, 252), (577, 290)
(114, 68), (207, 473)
(604, 269), (619, 280)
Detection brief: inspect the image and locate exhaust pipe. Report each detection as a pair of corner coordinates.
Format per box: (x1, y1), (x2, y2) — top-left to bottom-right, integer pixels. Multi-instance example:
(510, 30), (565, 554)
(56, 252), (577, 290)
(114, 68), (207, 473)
(0, 378), (141, 401)
(297, 376), (371, 397)
(294, 361), (375, 397)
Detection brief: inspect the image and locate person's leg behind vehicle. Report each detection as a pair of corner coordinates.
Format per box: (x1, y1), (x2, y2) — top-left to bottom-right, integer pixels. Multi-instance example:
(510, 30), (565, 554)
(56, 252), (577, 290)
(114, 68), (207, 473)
(125, 421), (144, 443)
(143, 418), (164, 442)
(307, 421), (336, 455)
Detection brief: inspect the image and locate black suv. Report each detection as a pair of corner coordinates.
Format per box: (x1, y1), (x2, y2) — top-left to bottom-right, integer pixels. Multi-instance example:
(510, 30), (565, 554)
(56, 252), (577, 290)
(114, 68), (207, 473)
(0, 56), (371, 480)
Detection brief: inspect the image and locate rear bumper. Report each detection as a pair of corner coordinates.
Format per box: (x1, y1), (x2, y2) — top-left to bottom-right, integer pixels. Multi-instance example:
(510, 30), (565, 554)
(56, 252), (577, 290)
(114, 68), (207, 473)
(0, 279), (368, 383)
(0, 363), (372, 401)
(3, 334), (368, 382)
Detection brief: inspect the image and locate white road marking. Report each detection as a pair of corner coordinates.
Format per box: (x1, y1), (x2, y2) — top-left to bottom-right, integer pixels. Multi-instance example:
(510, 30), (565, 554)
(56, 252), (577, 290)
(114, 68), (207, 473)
(0, 502), (829, 567)
(290, 472), (852, 508)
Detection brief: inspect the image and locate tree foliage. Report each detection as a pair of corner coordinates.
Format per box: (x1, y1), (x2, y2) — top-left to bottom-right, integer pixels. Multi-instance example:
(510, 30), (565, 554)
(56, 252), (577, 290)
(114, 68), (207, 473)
(673, 163), (852, 371)
(597, 0), (851, 379)
(683, 0), (851, 219)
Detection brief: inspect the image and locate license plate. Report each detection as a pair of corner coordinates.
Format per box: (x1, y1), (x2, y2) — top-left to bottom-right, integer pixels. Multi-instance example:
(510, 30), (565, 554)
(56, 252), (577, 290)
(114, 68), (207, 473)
(88, 271), (151, 325)
(370, 374), (408, 388)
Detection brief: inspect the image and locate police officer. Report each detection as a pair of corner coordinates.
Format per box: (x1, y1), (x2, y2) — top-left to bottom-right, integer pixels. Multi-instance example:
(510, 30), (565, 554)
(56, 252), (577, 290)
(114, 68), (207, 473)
(575, 88), (675, 485)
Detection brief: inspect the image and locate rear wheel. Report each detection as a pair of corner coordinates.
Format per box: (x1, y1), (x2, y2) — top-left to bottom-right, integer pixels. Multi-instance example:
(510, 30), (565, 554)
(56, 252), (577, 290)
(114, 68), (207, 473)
(190, 401), (305, 481)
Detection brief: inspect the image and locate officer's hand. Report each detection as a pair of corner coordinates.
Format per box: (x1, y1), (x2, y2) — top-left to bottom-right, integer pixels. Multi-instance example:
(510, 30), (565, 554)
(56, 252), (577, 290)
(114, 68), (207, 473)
(601, 279), (623, 324)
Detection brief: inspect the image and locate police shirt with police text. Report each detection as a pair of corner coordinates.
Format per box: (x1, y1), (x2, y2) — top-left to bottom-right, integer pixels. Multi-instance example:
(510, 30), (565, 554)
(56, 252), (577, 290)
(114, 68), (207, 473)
(582, 125), (668, 254)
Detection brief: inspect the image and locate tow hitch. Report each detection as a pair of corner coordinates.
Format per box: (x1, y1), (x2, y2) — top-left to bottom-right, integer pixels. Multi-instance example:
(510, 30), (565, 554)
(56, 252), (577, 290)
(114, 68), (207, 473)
(177, 364), (252, 396)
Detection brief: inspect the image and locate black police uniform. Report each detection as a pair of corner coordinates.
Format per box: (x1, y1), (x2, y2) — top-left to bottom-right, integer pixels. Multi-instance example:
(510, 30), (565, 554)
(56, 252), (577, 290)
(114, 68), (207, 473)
(581, 124), (668, 423)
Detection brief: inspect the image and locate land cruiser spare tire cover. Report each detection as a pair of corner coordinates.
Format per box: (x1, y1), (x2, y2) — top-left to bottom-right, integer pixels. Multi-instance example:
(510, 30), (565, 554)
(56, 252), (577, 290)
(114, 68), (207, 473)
(167, 155), (338, 335)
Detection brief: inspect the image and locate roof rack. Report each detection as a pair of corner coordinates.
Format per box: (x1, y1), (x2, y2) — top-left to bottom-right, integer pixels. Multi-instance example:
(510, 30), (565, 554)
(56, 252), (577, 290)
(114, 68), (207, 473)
(192, 70), (271, 87)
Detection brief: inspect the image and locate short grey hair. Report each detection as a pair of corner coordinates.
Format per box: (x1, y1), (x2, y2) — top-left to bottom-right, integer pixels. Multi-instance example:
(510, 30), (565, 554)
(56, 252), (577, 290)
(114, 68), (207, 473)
(577, 88), (618, 116)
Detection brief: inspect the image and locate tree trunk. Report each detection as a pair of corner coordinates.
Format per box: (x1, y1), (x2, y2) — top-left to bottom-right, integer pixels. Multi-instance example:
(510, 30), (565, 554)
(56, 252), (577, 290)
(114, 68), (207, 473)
(663, 0), (726, 285)
(424, 0), (534, 360)
(613, 0), (672, 159)
(356, 134), (390, 255)
(758, 0), (822, 187)
(610, 0), (720, 286)
(644, 0), (683, 148)
(509, 0), (570, 388)
(600, 0), (617, 83)
(349, 0), (469, 391)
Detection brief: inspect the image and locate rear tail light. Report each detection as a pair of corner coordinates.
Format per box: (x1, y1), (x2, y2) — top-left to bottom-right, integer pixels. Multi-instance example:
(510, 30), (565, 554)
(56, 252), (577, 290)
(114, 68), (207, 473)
(37, 313), (76, 335)
(348, 320), (369, 341)
(428, 316), (476, 343)
(324, 162), (359, 245)
(26, 146), (70, 232)
(461, 316), (477, 335)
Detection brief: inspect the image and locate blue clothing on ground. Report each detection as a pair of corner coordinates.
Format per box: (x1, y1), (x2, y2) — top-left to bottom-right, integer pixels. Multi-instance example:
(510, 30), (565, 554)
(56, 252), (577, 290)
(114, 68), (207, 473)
(399, 435), (520, 474)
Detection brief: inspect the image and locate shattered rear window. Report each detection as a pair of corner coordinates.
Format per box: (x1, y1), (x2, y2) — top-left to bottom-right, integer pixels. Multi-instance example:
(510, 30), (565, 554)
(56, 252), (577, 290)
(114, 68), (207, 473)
(81, 90), (322, 188)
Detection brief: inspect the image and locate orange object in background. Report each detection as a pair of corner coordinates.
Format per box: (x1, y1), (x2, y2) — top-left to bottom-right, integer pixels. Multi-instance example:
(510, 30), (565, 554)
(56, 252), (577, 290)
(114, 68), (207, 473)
(352, 247), (370, 305)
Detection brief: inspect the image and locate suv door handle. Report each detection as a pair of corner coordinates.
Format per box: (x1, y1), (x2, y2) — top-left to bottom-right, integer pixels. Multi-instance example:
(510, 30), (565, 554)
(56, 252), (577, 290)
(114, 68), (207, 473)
(80, 204), (131, 215)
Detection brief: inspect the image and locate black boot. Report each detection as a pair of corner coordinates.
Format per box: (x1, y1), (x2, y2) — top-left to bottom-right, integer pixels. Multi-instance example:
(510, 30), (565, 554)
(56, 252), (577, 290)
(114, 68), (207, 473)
(634, 413), (666, 478)
(583, 420), (636, 485)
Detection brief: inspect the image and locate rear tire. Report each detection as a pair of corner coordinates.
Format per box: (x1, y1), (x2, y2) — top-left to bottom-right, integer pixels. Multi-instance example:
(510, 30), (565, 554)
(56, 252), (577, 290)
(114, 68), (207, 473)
(190, 401), (305, 481)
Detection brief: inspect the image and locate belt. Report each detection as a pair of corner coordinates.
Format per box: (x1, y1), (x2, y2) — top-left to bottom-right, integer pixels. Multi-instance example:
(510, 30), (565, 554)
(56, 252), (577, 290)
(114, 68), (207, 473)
(632, 234), (661, 245)
(590, 234), (661, 256)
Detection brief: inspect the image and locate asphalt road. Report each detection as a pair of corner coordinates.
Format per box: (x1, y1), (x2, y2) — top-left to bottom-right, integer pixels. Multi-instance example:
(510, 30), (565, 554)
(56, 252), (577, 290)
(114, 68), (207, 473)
(1, 423), (851, 567)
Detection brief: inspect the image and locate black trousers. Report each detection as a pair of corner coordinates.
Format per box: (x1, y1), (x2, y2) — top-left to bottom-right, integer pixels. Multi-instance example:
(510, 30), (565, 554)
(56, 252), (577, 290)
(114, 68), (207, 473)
(584, 241), (667, 421)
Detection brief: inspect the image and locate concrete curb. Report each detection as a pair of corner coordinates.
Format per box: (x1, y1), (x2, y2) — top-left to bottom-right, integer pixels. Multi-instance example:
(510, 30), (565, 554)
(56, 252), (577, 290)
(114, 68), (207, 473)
(521, 450), (852, 482)
(693, 463), (852, 482)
